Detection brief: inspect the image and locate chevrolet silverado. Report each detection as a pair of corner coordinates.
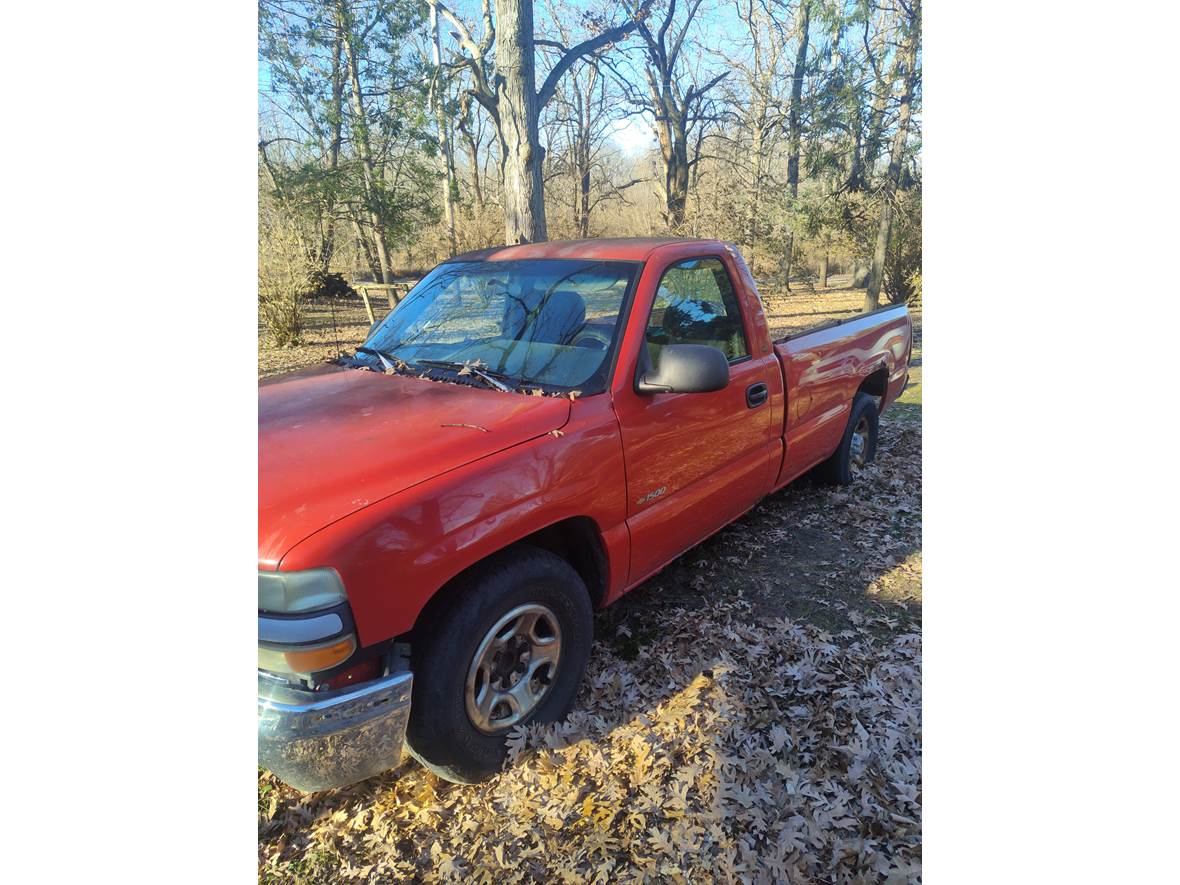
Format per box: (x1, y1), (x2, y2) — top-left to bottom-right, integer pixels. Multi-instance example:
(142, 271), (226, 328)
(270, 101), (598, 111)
(258, 238), (912, 790)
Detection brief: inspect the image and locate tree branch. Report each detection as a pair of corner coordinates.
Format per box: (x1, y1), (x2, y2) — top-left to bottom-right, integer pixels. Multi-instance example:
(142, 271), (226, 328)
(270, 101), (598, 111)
(537, 1), (655, 110)
(427, 0), (493, 101)
(668, 0), (705, 75)
(685, 70), (729, 106)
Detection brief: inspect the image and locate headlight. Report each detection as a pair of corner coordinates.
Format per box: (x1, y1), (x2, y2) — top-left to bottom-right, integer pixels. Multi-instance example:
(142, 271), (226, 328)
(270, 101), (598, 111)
(258, 568), (346, 613)
(258, 568), (356, 679)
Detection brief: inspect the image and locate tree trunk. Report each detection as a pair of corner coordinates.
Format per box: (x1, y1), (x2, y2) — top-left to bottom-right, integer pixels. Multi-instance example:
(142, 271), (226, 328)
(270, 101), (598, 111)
(667, 161), (689, 231)
(820, 252), (829, 288)
(429, 5), (457, 256)
(783, 0), (812, 290)
(467, 140), (485, 213)
(864, 3), (919, 313)
(320, 22), (346, 272)
(350, 214), (381, 282)
(785, 1), (810, 198)
(457, 95), (485, 215)
(846, 100), (865, 193)
(341, 13), (393, 283)
(646, 55), (691, 235)
(495, 0), (547, 244)
(576, 68), (594, 238)
(578, 145), (590, 238)
(658, 112), (689, 232)
(747, 118), (764, 259)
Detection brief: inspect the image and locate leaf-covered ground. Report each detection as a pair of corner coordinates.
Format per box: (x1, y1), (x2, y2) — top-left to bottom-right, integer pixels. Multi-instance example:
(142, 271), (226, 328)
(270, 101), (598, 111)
(259, 279), (922, 883)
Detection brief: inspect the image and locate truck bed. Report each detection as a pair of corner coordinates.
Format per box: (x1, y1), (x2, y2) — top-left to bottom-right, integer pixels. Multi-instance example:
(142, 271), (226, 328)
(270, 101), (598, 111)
(771, 304), (912, 489)
(773, 302), (908, 344)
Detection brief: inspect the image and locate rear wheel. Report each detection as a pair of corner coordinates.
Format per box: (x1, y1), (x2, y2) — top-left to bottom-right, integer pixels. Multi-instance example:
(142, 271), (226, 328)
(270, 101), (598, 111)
(820, 392), (880, 485)
(405, 546), (593, 783)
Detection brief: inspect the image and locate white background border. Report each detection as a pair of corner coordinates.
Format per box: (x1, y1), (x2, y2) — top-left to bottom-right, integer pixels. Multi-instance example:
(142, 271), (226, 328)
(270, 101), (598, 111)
(3, 0), (1179, 879)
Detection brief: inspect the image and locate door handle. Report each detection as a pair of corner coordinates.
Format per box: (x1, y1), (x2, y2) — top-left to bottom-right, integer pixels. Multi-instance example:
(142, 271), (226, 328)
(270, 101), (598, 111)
(746, 382), (769, 408)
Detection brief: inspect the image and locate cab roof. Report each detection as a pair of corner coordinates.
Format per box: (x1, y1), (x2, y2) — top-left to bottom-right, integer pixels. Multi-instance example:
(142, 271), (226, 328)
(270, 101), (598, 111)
(448, 237), (728, 264)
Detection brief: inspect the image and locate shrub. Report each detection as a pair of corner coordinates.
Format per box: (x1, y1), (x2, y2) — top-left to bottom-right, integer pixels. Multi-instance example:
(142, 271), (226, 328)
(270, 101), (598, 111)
(883, 190), (922, 305)
(258, 212), (317, 347)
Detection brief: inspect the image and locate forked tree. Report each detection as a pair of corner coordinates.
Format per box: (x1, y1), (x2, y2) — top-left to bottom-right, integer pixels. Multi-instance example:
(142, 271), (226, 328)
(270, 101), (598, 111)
(541, 1), (644, 238)
(719, 0), (790, 263)
(614, 0), (728, 232)
(428, 0), (651, 244)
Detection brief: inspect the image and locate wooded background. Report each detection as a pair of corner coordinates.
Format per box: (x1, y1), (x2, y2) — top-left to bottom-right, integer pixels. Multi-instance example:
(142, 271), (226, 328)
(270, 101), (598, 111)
(258, 0), (921, 346)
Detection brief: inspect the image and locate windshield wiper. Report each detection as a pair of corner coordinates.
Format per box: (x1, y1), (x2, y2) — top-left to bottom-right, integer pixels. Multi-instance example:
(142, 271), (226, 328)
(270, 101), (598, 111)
(413, 359), (516, 393)
(355, 346), (403, 372)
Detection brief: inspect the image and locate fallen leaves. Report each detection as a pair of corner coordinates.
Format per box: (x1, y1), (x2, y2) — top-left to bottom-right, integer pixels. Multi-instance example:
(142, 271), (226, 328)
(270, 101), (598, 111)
(381, 356), (410, 375)
(259, 596), (922, 883)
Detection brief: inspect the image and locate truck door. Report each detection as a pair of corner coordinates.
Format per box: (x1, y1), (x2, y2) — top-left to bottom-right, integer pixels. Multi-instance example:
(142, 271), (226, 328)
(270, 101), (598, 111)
(611, 251), (778, 585)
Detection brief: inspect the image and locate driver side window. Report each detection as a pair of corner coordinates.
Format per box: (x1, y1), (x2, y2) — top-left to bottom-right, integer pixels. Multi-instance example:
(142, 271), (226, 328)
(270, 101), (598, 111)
(646, 257), (749, 367)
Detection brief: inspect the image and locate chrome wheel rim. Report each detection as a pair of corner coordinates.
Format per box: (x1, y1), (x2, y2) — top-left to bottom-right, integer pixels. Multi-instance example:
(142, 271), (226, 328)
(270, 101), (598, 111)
(849, 416), (870, 471)
(465, 603), (562, 734)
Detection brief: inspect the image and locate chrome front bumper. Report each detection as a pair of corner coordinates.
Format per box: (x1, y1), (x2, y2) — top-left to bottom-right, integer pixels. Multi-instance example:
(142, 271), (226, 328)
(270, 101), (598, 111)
(258, 670), (413, 792)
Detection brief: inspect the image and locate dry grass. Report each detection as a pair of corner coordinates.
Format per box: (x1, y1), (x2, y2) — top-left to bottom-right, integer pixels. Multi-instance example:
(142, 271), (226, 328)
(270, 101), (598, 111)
(258, 293), (400, 379)
(258, 272), (922, 883)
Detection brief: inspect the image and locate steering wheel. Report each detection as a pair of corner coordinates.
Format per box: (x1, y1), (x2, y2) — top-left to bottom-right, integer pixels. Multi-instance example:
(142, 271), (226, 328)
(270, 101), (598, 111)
(571, 327), (611, 350)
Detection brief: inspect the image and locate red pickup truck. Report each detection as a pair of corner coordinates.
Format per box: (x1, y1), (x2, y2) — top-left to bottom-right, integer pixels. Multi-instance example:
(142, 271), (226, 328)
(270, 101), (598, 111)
(259, 238), (911, 790)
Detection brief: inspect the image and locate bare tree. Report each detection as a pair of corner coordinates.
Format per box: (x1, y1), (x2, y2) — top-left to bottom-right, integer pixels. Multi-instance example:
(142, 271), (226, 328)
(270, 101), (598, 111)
(548, 61), (610, 237)
(715, 0), (790, 266)
(257, 0), (920, 295)
(541, 5), (644, 238)
(428, 0), (649, 244)
(457, 93), (489, 216)
(616, 0), (728, 232)
(864, 0), (919, 312)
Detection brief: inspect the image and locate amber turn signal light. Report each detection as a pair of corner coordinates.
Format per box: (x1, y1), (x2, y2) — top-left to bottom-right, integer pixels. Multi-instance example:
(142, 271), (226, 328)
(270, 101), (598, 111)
(258, 634), (357, 677)
(282, 636), (357, 673)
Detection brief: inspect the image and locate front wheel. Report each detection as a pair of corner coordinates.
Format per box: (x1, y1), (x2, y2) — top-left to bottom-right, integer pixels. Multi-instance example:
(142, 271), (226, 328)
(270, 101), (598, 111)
(405, 546), (593, 783)
(819, 391), (880, 485)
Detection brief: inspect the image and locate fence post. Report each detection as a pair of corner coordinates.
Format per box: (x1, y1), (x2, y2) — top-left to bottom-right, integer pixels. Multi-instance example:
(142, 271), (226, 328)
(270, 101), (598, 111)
(358, 286), (376, 325)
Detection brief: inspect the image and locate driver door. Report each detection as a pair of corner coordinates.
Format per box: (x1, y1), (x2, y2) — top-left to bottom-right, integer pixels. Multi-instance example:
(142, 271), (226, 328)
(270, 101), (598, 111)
(611, 251), (778, 585)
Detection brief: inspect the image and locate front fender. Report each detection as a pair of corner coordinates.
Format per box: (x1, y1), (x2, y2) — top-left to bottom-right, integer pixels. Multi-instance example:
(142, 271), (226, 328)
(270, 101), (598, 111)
(277, 396), (629, 646)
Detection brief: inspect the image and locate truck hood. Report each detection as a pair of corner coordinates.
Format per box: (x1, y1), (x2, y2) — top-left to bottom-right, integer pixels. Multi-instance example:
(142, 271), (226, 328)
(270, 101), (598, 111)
(259, 365), (571, 566)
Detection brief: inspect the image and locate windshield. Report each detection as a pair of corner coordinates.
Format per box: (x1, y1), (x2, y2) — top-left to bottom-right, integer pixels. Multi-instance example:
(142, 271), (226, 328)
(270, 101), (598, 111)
(359, 258), (638, 393)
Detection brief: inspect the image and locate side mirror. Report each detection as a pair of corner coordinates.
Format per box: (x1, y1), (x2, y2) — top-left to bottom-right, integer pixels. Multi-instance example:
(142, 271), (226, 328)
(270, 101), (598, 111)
(637, 344), (730, 394)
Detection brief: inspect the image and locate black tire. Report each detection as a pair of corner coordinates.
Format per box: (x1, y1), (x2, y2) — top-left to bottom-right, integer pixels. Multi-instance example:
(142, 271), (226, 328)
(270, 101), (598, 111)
(819, 392), (880, 485)
(404, 545), (593, 783)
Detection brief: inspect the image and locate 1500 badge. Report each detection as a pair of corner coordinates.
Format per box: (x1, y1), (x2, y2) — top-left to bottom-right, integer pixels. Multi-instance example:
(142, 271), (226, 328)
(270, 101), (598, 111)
(636, 486), (667, 506)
